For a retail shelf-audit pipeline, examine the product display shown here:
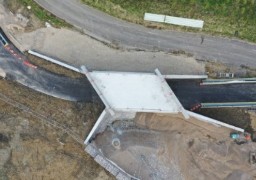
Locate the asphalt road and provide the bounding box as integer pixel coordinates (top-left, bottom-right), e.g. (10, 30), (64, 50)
(35, 0), (256, 67)
(0, 29), (97, 102)
(1, 29), (256, 108)
(168, 80), (256, 109)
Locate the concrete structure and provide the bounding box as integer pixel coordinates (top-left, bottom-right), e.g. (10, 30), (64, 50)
(85, 144), (137, 180)
(25, 50), (249, 180)
(80, 66), (115, 115)
(89, 70), (183, 114)
(144, 13), (204, 28)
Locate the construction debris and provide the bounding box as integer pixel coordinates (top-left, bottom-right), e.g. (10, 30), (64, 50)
(230, 132), (251, 145)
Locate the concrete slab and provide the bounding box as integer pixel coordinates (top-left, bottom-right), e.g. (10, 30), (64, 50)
(90, 71), (180, 113)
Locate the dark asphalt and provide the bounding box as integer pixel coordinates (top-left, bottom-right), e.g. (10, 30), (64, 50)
(35, 0), (256, 67)
(168, 80), (256, 109)
(0, 29), (97, 102)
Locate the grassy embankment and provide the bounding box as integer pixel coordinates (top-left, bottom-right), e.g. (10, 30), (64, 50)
(81, 0), (256, 43)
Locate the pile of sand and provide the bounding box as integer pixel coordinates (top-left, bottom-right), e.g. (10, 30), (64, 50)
(93, 113), (256, 180)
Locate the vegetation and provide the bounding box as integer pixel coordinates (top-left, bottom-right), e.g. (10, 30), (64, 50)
(81, 0), (256, 42)
(5, 0), (70, 28)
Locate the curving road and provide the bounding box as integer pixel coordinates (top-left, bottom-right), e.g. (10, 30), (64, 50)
(1, 29), (256, 108)
(0, 29), (97, 102)
(34, 0), (256, 67)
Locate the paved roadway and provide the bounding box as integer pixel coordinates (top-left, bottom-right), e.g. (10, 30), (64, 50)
(168, 80), (256, 109)
(0, 29), (97, 102)
(1, 29), (256, 108)
(35, 0), (256, 67)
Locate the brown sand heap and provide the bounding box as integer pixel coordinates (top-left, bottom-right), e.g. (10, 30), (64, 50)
(93, 113), (256, 180)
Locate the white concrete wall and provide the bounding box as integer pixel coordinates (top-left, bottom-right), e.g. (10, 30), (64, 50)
(144, 13), (204, 28)
(84, 110), (108, 145)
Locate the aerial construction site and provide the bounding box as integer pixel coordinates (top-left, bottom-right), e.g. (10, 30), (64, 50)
(1, 0), (256, 179)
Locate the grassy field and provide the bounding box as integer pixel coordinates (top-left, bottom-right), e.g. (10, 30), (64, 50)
(81, 0), (256, 43)
(5, 0), (70, 28)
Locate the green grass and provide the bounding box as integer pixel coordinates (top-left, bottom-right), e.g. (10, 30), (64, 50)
(6, 0), (71, 28)
(81, 0), (256, 42)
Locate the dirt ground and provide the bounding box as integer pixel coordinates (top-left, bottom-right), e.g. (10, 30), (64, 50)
(93, 113), (256, 180)
(0, 76), (114, 179)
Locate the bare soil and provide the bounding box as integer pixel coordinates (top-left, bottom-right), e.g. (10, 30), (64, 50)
(0, 78), (113, 179)
(4, 0), (44, 31)
(93, 113), (256, 180)
(25, 52), (84, 79)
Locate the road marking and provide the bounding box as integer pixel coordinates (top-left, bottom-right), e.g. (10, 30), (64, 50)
(23, 60), (37, 69)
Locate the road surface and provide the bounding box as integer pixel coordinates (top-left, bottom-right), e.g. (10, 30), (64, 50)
(34, 0), (256, 67)
(168, 80), (256, 109)
(0, 29), (97, 102)
(1, 29), (256, 108)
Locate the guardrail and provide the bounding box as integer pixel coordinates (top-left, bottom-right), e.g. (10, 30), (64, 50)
(203, 78), (256, 82)
(201, 78), (256, 85)
(164, 75), (208, 79)
(0, 33), (8, 46)
(144, 13), (204, 28)
(201, 102), (256, 108)
(28, 50), (80, 72)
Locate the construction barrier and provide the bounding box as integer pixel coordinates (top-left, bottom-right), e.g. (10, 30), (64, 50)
(144, 13), (204, 28)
